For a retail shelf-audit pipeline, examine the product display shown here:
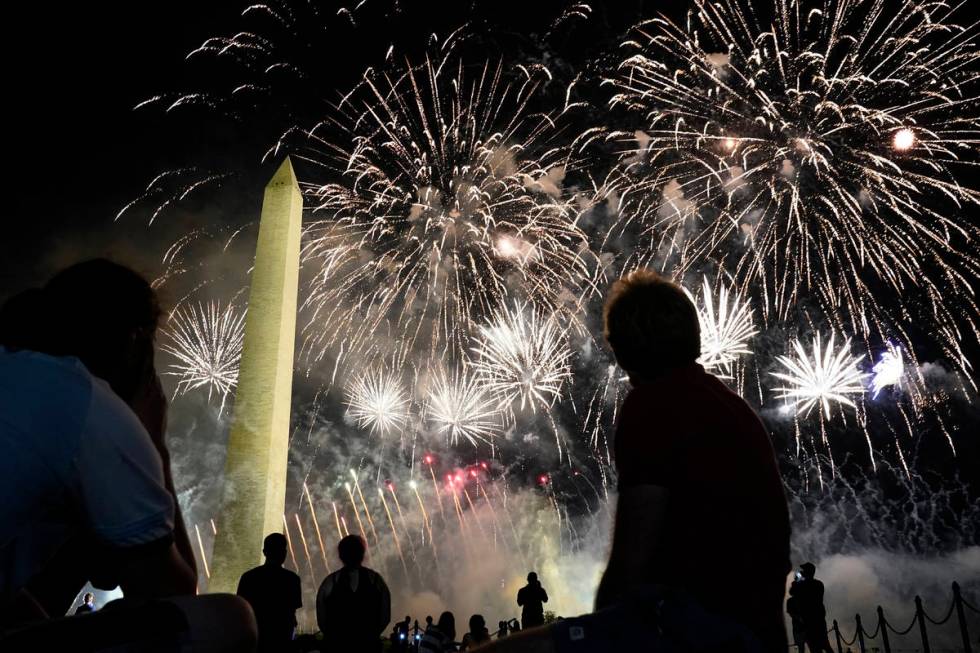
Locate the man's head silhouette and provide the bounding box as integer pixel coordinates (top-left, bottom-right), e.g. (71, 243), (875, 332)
(262, 532), (288, 566)
(0, 259), (161, 403)
(338, 534), (367, 567)
(527, 572), (538, 583)
(800, 562), (816, 579)
(603, 269), (700, 380)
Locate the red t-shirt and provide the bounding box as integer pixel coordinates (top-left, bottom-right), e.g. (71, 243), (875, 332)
(614, 363), (791, 651)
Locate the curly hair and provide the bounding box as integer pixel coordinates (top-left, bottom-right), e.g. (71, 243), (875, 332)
(603, 269), (700, 377)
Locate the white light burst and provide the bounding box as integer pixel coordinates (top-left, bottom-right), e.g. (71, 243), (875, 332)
(472, 302), (572, 414)
(426, 369), (499, 447)
(346, 368), (410, 437)
(871, 346), (905, 398)
(772, 335), (867, 419)
(162, 301), (245, 414)
(687, 277), (757, 374)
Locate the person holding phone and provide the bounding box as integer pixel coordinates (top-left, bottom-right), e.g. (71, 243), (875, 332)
(0, 259), (255, 651)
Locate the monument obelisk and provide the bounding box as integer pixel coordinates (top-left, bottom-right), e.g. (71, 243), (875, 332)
(209, 158), (302, 593)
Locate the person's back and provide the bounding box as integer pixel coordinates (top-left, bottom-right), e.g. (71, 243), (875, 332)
(789, 564), (833, 652)
(237, 533), (302, 652)
(460, 614), (489, 650)
(516, 573), (548, 629)
(613, 364), (790, 643)
(597, 270), (790, 651)
(0, 259), (255, 652)
(316, 535), (390, 652)
(419, 612), (456, 653)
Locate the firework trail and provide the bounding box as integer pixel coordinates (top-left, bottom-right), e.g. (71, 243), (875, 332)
(298, 36), (593, 366)
(605, 0), (980, 379)
(161, 301), (245, 414)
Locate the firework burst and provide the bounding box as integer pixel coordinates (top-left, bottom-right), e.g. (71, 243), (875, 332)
(686, 276), (757, 375)
(772, 334), (867, 419)
(471, 302), (572, 415)
(346, 367), (411, 437)
(299, 40), (592, 365)
(161, 301), (245, 414)
(426, 368), (500, 447)
(606, 0), (980, 374)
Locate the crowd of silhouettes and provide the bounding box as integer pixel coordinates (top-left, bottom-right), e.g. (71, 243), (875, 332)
(3, 260), (834, 653)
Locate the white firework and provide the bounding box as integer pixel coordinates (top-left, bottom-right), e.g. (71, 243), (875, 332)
(162, 301), (245, 414)
(772, 334), (867, 419)
(426, 369), (500, 447)
(687, 277), (757, 374)
(871, 346), (905, 398)
(346, 368), (411, 437)
(472, 302), (572, 414)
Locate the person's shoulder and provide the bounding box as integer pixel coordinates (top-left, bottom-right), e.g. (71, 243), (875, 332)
(281, 566), (301, 583)
(0, 348), (95, 400)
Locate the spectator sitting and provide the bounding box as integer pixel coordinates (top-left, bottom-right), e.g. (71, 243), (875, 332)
(460, 614), (490, 650)
(237, 532), (302, 652)
(476, 270), (791, 653)
(316, 534), (391, 652)
(74, 593), (96, 616)
(0, 259), (256, 652)
(419, 611), (457, 653)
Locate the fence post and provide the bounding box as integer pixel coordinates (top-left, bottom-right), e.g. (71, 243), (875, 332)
(833, 619), (844, 653)
(953, 582), (973, 653)
(877, 606), (891, 653)
(915, 596), (931, 653)
(855, 614), (867, 653)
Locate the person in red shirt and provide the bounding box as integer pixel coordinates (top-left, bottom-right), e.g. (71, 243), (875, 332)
(482, 269), (791, 653)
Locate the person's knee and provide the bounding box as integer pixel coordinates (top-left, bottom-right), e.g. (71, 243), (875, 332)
(168, 593), (257, 653)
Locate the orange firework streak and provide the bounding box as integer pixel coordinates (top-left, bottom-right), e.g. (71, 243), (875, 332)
(195, 524), (211, 579)
(294, 514), (317, 584)
(282, 515), (299, 570)
(332, 501), (344, 539)
(378, 489), (409, 576)
(344, 484), (368, 541)
(350, 471), (380, 545)
(304, 482), (330, 572)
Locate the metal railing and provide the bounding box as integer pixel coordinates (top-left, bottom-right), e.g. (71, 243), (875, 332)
(825, 581), (976, 653)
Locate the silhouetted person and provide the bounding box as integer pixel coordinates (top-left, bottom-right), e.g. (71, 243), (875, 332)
(516, 572), (548, 629)
(461, 614), (491, 650)
(478, 271), (791, 653)
(419, 611), (456, 653)
(788, 563), (834, 653)
(74, 592), (96, 615)
(0, 259), (255, 652)
(316, 534), (391, 652)
(237, 532), (302, 652)
(390, 615), (412, 652)
(496, 620), (508, 639)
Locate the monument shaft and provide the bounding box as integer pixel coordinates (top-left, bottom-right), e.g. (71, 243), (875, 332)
(209, 158), (302, 593)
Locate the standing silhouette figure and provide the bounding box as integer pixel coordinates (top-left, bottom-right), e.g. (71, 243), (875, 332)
(237, 533), (302, 652)
(788, 563), (834, 653)
(516, 572), (548, 629)
(316, 534), (391, 653)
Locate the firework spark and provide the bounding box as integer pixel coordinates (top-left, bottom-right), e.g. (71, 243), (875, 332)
(299, 40), (592, 365)
(426, 369), (500, 447)
(772, 334), (867, 419)
(345, 368), (411, 437)
(687, 276), (757, 375)
(607, 0), (980, 375)
(872, 346), (905, 398)
(471, 302), (572, 415)
(161, 301), (245, 413)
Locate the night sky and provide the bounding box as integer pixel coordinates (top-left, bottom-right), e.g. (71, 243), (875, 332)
(4, 0), (979, 502)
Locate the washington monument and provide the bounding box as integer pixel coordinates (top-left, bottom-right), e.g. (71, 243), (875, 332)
(209, 158), (303, 593)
